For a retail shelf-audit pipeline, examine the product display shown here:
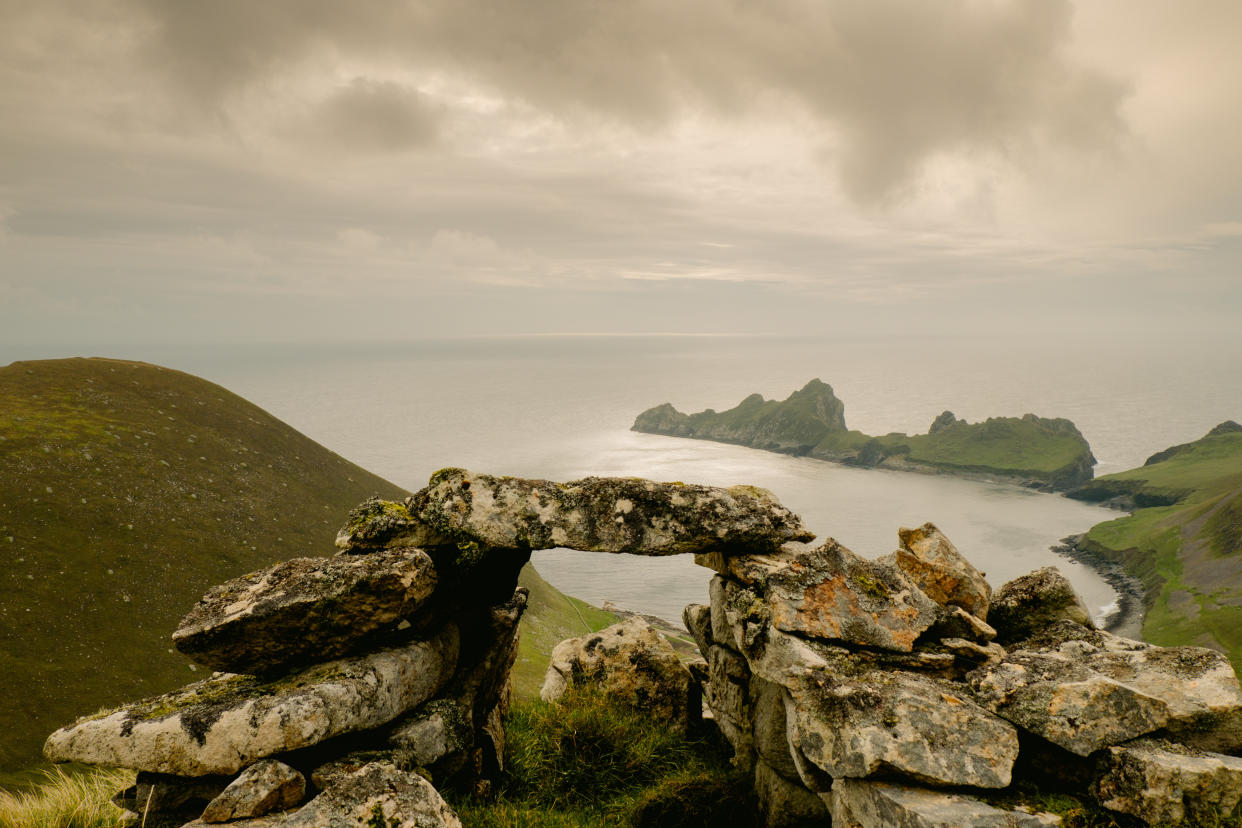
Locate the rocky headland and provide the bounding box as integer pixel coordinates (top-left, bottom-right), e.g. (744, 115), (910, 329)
(1068, 421), (1242, 674)
(633, 379), (1097, 492)
(44, 469), (1242, 826)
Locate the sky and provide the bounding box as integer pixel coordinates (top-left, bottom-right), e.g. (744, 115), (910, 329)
(1, 0), (1240, 344)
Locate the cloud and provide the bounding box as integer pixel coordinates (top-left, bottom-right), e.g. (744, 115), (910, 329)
(306, 79), (439, 153)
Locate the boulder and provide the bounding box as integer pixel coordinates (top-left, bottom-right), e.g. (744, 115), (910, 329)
(751, 678), (799, 781)
(884, 523), (991, 620)
(924, 606), (997, 644)
(753, 758), (829, 828)
(282, 762), (461, 828)
(339, 468), (814, 555)
(541, 616), (697, 732)
(786, 660), (1019, 788)
(704, 644), (753, 731)
(988, 568), (1092, 644)
(968, 650), (1170, 756)
(172, 548), (438, 674)
(1069, 632), (1242, 753)
(831, 778), (1061, 827)
(1093, 739), (1242, 826)
(44, 625), (459, 776)
(310, 749), (417, 792)
(729, 541), (940, 653)
(200, 759), (305, 823)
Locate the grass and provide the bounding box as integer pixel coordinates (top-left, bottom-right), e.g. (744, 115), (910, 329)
(1076, 427), (1242, 673)
(451, 688), (757, 827)
(0, 767), (132, 828)
(511, 566), (619, 700)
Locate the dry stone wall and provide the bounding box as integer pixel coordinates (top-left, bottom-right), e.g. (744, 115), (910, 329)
(43, 468), (1242, 827)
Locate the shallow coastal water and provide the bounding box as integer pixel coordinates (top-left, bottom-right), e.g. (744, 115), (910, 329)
(8, 333), (1240, 627)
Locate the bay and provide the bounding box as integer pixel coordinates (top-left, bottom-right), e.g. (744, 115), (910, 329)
(7, 333), (1240, 629)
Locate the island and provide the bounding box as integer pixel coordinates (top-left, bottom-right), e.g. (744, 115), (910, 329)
(1068, 420), (1242, 672)
(633, 378), (1096, 492)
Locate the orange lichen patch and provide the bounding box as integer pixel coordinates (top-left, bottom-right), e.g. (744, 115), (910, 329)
(768, 576), (927, 652)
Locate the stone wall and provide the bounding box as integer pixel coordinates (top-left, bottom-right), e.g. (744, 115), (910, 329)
(43, 468), (1242, 827)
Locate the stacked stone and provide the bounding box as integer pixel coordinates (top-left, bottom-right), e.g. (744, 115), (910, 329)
(688, 522), (1242, 827)
(43, 477), (545, 827)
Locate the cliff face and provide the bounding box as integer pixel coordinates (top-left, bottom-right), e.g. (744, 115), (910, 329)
(633, 381), (1096, 492)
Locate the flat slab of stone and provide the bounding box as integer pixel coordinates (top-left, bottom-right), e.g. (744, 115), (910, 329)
(541, 616), (696, 732)
(173, 548), (438, 674)
(786, 658), (1019, 788)
(201, 759), (304, 823)
(725, 541), (940, 653)
(1069, 632), (1242, 753)
(338, 468), (814, 555)
(831, 779), (1061, 827)
(45, 625), (459, 776)
(968, 649), (1169, 756)
(1093, 739), (1242, 826)
(884, 523), (991, 620)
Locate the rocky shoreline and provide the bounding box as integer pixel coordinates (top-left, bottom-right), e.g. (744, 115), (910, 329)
(1052, 533), (1147, 640)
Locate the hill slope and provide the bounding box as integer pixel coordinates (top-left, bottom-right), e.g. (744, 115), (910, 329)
(0, 358), (409, 775)
(634, 379), (1095, 491)
(1069, 422), (1242, 671)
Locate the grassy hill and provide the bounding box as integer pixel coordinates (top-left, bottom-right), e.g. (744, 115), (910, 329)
(634, 380), (1095, 491)
(1070, 422), (1242, 672)
(0, 357), (622, 786)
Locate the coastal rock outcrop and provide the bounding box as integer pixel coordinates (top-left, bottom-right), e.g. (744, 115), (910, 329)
(633, 381), (1097, 491)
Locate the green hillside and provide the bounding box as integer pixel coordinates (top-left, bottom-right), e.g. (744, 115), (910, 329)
(1070, 422), (1242, 671)
(0, 357), (410, 778)
(634, 380), (1095, 491)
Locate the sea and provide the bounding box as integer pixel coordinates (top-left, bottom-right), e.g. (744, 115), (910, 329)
(7, 332), (1241, 629)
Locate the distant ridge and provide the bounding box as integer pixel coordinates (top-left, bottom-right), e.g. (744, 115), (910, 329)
(0, 357), (408, 774)
(633, 379), (1095, 492)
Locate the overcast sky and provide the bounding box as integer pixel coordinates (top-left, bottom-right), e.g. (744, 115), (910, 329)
(2, 0), (1240, 344)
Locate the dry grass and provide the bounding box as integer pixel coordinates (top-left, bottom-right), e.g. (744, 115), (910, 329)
(0, 767), (133, 828)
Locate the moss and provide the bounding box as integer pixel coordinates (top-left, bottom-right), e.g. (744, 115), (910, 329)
(852, 572), (891, 602)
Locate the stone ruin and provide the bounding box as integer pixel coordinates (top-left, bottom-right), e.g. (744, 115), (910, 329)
(43, 468), (1242, 827)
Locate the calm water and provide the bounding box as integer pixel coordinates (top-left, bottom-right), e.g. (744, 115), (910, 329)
(7, 333), (1241, 626)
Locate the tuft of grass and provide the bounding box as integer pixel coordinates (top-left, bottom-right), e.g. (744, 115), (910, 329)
(452, 688), (755, 827)
(0, 767), (132, 828)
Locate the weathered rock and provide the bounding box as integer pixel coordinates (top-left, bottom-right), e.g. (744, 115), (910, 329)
(704, 644), (753, 731)
(44, 625), (459, 775)
(1068, 632), (1242, 753)
(831, 778), (1061, 827)
(200, 759), (305, 823)
(988, 568), (1092, 644)
(339, 468), (814, 555)
(753, 758), (828, 828)
(884, 523), (991, 620)
(172, 548), (438, 674)
(1093, 739), (1242, 825)
(786, 659), (1019, 788)
(310, 749), (417, 792)
(707, 576), (739, 650)
(683, 602), (714, 654)
(939, 638), (1006, 668)
(111, 772), (228, 818)
(283, 762), (461, 828)
(968, 649), (1170, 756)
(924, 606), (998, 643)
(388, 699), (474, 768)
(541, 616), (696, 731)
(727, 541), (940, 653)
(751, 678), (799, 781)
